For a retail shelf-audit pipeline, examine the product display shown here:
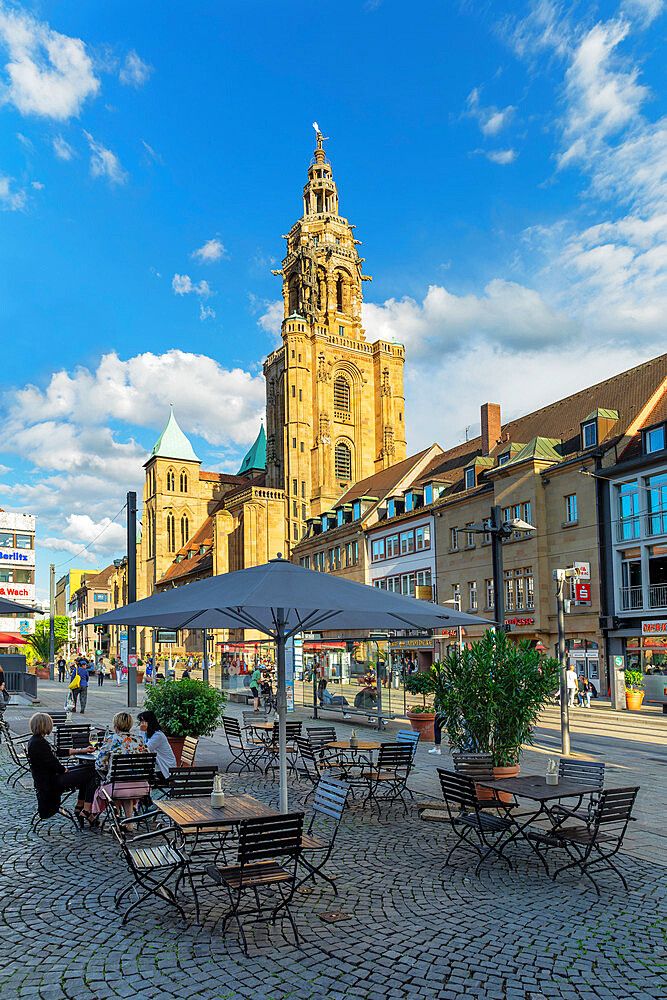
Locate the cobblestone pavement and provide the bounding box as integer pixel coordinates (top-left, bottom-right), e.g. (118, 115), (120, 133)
(1, 699), (666, 1000)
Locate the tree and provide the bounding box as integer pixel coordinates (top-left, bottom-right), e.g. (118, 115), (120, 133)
(26, 616), (69, 663)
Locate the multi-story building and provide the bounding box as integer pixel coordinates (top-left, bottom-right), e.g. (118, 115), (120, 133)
(70, 565), (116, 655)
(0, 507), (36, 649)
(264, 128), (406, 540)
(599, 398), (667, 707)
(292, 354), (667, 699)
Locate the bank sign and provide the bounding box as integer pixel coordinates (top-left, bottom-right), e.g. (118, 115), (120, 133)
(0, 548), (35, 567)
(0, 583), (35, 601)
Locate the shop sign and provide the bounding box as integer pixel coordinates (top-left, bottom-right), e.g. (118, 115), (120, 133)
(436, 628), (466, 638)
(575, 582), (592, 603)
(0, 583), (34, 600)
(573, 562), (590, 580)
(389, 637), (433, 650)
(0, 548), (35, 566)
(504, 617), (535, 627)
(642, 620), (667, 635)
(0, 616), (34, 634)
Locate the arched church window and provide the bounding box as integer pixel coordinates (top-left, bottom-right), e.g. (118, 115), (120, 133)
(180, 471), (188, 493)
(335, 441), (352, 481)
(336, 274), (344, 312)
(166, 514), (175, 553)
(181, 515), (189, 548)
(333, 377), (350, 412)
(166, 469), (175, 492)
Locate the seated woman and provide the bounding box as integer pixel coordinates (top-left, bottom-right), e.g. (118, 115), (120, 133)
(354, 684), (378, 712)
(137, 710), (176, 784)
(317, 678), (350, 718)
(91, 711), (148, 820)
(27, 712), (96, 825)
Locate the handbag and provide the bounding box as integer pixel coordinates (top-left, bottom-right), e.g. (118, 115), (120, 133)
(69, 672), (81, 691)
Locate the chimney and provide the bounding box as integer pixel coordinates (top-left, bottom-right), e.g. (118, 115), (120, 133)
(481, 403), (501, 456)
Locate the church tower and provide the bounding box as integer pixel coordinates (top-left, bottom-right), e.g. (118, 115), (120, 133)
(264, 126), (406, 545)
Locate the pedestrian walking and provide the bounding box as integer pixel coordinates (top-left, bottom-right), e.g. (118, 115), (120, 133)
(69, 659), (90, 714)
(57, 656), (66, 683)
(566, 665), (578, 707)
(97, 660), (106, 687)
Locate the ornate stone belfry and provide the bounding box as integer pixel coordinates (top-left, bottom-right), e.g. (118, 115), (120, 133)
(264, 125), (407, 545)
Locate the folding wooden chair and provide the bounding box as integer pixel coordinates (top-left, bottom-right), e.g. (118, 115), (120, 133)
(365, 743), (414, 817)
(180, 736), (199, 767)
(222, 717), (263, 774)
(551, 759), (606, 824)
(103, 789), (192, 925)
(550, 786), (639, 896)
(437, 768), (514, 874)
(205, 812), (304, 954)
(295, 737), (345, 800)
(53, 724), (92, 761)
(297, 777), (350, 894)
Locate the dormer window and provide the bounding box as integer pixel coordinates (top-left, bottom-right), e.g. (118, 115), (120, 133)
(644, 424), (666, 454)
(582, 420), (597, 448)
(497, 454), (510, 467)
(352, 501), (361, 520)
(465, 468), (476, 490)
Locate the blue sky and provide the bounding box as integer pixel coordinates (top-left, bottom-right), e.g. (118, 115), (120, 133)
(0, 0), (665, 601)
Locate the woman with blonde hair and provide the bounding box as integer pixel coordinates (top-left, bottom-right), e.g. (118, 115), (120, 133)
(27, 712), (96, 822)
(91, 711), (148, 820)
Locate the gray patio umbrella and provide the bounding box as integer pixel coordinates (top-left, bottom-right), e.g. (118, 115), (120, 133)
(0, 596), (37, 615)
(85, 557), (487, 811)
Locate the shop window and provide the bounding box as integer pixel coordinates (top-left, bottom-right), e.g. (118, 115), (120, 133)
(619, 548), (642, 610)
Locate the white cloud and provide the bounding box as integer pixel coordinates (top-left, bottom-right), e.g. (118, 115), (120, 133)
(172, 273), (212, 297)
(141, 139), (162, 164)
(191, 237), (226, 263)
(199, 303), (216, 321)
(42, 514), (126, 561)
(83, 130), (127, 185)
(362, 280), (576, 359)
(119, 49), (152, 87)
(465, 87), (516, 135)
(53, 134), (74, 160)
(257, 300), (283, 337)
(621, 0), (665, 27)
(0, 4), (99, 119)
(485, 148), (517, 164)
(0, 172), (26, 210)
(31, 179), (43, 190)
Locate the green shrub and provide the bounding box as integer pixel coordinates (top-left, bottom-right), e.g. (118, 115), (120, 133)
(624, 669), (644, 692)
(404, 670), (434, 707)
(143, 678), (226, 737)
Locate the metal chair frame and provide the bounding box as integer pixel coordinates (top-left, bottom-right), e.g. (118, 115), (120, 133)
(297, 777), (349, 894)
(100, 753), (157, 829)
(437, 768), (514, 874)
(263, 720), (302, 776)
(365, 743), (414, 817)
(549, 786), (640, 896)
(222, 717), (264, 774)
(1, 723), (32, 787)
(551, 759), (606, 825)
(205, 812), (304, 955)
(103, 789), (193, 925)
(295, 736), (345, 800)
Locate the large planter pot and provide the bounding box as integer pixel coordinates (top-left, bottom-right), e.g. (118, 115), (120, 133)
(36, 668), (50, 679)
(407, 711), (436, 742)
(492, 763), (520, 804)
(167, 736), (187, 766)
(625, 690), (644, 711)
(137, 671), (144, 683)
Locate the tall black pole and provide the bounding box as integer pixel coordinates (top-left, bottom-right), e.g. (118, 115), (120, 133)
(556, 573), (571, 755)
(276, 607), (288, 813)
(203, 628), (209, 685)
(48, 563), (55, 681)
(127, 491), (137, 708)
(490, 505), (505, 629)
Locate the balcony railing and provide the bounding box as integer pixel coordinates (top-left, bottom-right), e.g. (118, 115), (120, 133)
(619, 587), (643, 611)
(615, 510), (667, 541)
(619, 585), (667, 611)
(649, 583), (667, 609)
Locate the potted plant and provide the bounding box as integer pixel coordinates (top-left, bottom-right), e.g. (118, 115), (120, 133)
(435, 630), (559, 793)
(404, 671), (437, 740)
(143, 678), (226, 763)
(624, 669), (644, 710)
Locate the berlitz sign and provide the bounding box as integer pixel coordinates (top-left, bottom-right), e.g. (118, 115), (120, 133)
(0, 548), (35, 566)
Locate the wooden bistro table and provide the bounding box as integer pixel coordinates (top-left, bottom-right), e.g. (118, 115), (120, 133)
(155, 793), (279, 831)
(327, 740), (381, 798)
(475, 774), (599, 873)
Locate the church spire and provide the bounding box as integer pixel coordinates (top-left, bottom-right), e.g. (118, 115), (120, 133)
(303, 122), (338, 217)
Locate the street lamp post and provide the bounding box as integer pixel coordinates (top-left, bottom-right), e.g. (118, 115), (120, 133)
(468, 506), (536, 629)
(553, 567), (580, 756)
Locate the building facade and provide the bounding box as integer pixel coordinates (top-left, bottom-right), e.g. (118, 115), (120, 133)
(0, 507), (36, 648)
(264, 128), (406, 541)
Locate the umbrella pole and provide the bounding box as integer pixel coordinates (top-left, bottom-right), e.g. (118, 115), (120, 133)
(276, 609), (288, 814)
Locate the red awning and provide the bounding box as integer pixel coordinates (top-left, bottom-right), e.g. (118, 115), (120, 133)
(0, 632), (28, 645)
